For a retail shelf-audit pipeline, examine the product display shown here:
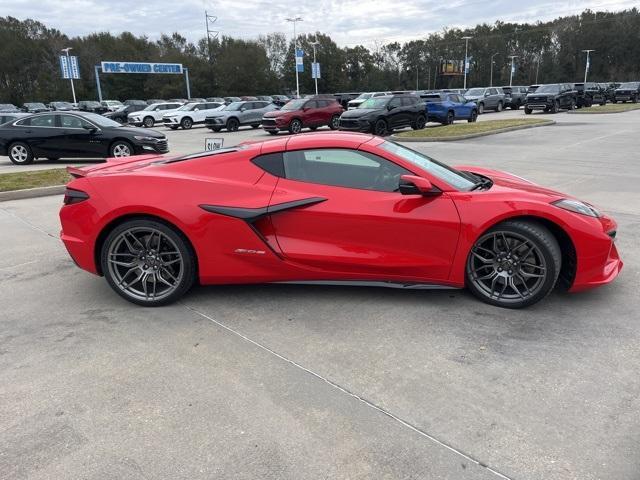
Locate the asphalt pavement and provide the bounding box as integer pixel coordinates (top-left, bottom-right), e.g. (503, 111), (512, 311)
(1, 108), (639, 479)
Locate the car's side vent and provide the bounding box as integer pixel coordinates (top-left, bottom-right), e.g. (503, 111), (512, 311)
(608, 230), (617, 239)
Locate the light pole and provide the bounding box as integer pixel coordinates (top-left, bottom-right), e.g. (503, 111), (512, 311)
(582, 49), (595, 83)
(286, 17), (303, 98)
(462, 36), (472, 89)
(61, 47), (77, 104)
(489, 52), (499, 87)
(508, 55), (518, 86)
(310, 39), (320, 95)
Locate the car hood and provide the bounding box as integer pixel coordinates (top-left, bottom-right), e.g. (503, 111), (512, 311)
(263, 109), (296, 118)
(340, 108), (383, 118)
(455, 166), (567, 199)
(464, 95), (483, 100)
(110, 125), (166, 138)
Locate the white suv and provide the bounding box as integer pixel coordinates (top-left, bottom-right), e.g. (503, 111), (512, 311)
(128, 102), (183, 128)
(347, 92), (389, 110)
(162, 102), (224, 130)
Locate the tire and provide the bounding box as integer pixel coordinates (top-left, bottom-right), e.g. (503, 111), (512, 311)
(251, 124), (260, 129)
(180, 117), (193, 129)
(329, 114), (340, 130)
(288, 118), (303, 134)
(309, 126), (318, 131)
(210, 127), (222, 132)
(169, 126), (178, 130)
(110, 140), (133, 158)
(633, 96), (638, 104)
(496, 101), (503, 112)
(524, 107), (532, 115)
(226, 118), (240, 132)
(551, 100), (560, 113)
(47, 157), (60, 161)
(143, 116), (155, 128)
(570, 99), (576, 110)
(412, 114), (426, 130)
(511, 101), (520, 110)
(443, 111), (454, 125)
(373, 119), (387, 136)
(100, 218), (196, 307)
(465, 220), (561, 309)
(268, 131), (278, 135)
(478, 102), (485, 114)
(8, 142), (34, 165)
(467, 110), (478, 122)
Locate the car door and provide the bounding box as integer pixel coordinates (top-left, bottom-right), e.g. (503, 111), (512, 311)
(265, 148), (460, 281)
(301, 100), (321, 127)
(250, 102), (268, 123)
(385, 97), (404, 128)
(21, 114), (63, 157)
(59, 114), (106, 157)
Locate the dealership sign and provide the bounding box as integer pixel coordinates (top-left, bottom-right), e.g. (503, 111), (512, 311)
(100, 61), (183, 74)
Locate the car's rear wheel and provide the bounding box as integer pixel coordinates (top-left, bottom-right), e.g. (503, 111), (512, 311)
(633, 95), (638, 104)
(143, 116), (155, 128)
(251, 124), (260, 129)
(110, 140), (133, 158)
(468, 109), (478, 122)
(288, 119), (303, 134)
(412, 114), (427, 130)
(309, 126), (318, 131)
(373, 119), (387, 136)
(329, 114), (340, 130)
(443, 111), (454, 125)
(8, 142), (34, 165)
(268, 131), (278, 135)
(478, 102), (485, 114)
(169, 126), (178, 130)
(180, 117), (193, 129)
(511, 101), (520, 110)
(101, 219), (196, 306)
(210, 127), (222, 132)
(496, 101), (503, 112)
(466, 220), (561, 308)
(226, 118), (240, 132)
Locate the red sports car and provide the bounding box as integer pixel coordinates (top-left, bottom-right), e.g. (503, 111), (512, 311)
(59, 132), (622, 308)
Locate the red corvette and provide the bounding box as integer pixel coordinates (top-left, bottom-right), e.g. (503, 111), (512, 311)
(59, 132), (622, 308)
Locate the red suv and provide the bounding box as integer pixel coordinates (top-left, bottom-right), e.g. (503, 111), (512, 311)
(261, 98), (344, 135)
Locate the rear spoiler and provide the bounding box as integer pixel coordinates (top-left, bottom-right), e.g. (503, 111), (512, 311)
(66, 153), (165, 178)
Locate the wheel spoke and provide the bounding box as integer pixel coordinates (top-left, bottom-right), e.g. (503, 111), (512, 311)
(108, 258), (137, 267)
(509, 277), (525, 299)
(495, 278), (508, 300)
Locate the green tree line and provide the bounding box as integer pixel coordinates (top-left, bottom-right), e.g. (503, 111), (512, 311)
(1, 9), (639, 104)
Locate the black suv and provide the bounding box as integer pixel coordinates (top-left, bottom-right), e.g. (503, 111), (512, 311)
(104, 103), (148, 123)
(338, 94), (426, 136)
(614, 82), (640, 103)
(77, 101), (108, 114)
(574, 83), (607, 108)
(524, 83), (576, 114)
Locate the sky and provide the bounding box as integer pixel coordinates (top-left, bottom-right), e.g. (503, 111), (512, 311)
(3, 0), (638, 48)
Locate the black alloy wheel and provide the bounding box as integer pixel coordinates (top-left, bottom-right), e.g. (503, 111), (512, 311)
(373, 119), (387, 136)
(412, 114), (426, 130)
(468, 110), (478, 122)
(466, 221), (561, 308)
(226, 118), (240, 132)
(288, 119), (303, 134)
(181, 117), (193, 129)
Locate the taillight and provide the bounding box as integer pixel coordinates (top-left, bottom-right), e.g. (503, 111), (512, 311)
(63, 188), (89, 205)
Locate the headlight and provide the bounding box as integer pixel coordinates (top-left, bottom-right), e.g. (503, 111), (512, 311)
(134, 136), (160, 142)
(552, 199), (601, 217)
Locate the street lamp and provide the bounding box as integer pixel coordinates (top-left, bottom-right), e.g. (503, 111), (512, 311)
(310, 39), (320, 95)
(462, 36), (472, 89)
(489, 52), (499, 87)
(286, 17), (303, 98)
(508, 55), (518, 86)
(582, 49), (595, 83)
(61, 47), (77, 104)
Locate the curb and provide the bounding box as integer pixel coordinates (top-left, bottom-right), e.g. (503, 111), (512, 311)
(390, 120), (555, 142)
(0, 185), (65, 202)
(567, 108), (640, 115)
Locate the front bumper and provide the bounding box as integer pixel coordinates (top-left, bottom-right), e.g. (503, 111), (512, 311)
(261, 118), (284, 131)
(338, 118), (371, 132)
(128, 119), (144, 126)
(570, 240), (623, 292)
(525, 103), (552, 110)
(134, 139), (169, 154)
(163, 117), (179, 125)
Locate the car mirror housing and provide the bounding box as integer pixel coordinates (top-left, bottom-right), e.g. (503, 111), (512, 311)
(399, 175), (440, 196)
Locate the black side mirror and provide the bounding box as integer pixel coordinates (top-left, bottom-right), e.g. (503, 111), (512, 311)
(83, 125), (98, 133)
(387, 104), (394, 111)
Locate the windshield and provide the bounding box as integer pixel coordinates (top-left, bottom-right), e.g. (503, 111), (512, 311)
(177, 103), (199, 111)
(0, 104), (17, 110)
(535, 85), (560, 93)
(224, 102), (244, 111)
(355, 93), (373, 100)
(143, 104), (160, 111)
(281, 99), (307, 110)
(465, 88), (484, 96)
(359, 98), (389, 109)
(80, 113), (124, 128)
(380, 141), (475, 190)
(619, 82), (639, 88)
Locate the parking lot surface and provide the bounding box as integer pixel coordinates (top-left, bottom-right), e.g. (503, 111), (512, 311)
(1, 109), (639, 479)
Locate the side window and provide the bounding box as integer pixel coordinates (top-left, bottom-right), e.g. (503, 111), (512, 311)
(60, 115), (93, 129)
(489, 88), (498, 95)
(282, 148), (411, 192)
(401, 97), (415, 106)
(388, 98), (402, 109)
(30, 115), (56, 127)
(252, 152), (285, 177)
(16, 118), (31, 126)
(305, 100), (318, 109)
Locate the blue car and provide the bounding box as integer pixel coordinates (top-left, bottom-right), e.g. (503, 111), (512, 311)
(421, 92), (478, 124)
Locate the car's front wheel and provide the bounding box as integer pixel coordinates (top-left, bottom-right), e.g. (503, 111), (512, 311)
(143, 116), (155, 128)
(477, 102), (485, 114)
(110, 140), (133, 158)
(8, 142), (34, 165)
(551, 100), (560, 113)
(288, 119), (303, 134)
(329, 114), (340, 130)
(468, 110), (478, 122)
(465, 220), (561, 308)
(226, 118), (240, 132)
(180, 117), (193, 129)
(101, 219), (196, 306)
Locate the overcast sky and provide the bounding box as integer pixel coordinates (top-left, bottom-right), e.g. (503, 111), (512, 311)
(3, 0), (638, 47)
